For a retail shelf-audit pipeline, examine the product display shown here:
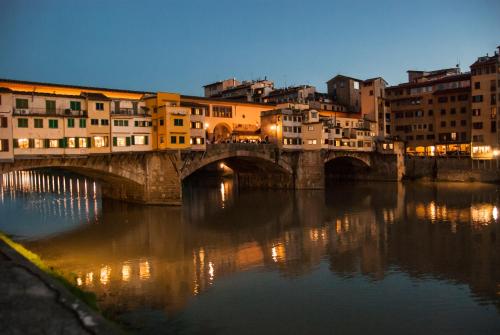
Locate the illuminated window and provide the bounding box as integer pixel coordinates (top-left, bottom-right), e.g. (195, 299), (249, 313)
(17, 138), (29, 149)
(67, 137), (76, 148)
(134, 135), (147, 145)
(78, 138), (88, 148)
(34, 139), (44, 148)
(49, 139), (59, 148)
(114, 137), (127, 147)
(196, 137), (204, 145)
(0, 139), (8, 152)
(93, 136), (108, 148)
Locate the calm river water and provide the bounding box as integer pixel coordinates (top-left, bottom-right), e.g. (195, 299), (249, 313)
(1, 170), (500, 334)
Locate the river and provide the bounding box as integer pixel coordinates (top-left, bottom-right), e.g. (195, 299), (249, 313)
(1, 170), (500, 334)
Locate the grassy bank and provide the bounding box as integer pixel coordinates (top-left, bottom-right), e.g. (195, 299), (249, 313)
(0, 232), (98, 311)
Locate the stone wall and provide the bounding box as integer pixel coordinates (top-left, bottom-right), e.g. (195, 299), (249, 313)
(405, 157), (500, 182)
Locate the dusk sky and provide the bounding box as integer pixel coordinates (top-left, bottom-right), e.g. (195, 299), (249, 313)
(1, 0), (499, 95)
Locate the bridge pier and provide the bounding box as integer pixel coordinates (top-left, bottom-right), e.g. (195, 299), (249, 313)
(294, 151), (325, 189)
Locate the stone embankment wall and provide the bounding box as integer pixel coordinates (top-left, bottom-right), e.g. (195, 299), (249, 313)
(405, 157), (500, 182)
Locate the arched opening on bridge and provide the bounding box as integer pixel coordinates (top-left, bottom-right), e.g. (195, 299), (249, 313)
(182, 156), (293, 191)
(212, 123), (231, 143)
(324, 157), (370, 185)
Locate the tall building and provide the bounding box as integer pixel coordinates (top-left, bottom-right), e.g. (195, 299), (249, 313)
(470, 47), (500, 158)
(263, 85), (316, 104)
(361, 77), (390, 139)
(203, 78), (274, 103)
(326, 75), (362, 113)
(386, 68), (471, 156)
(203, 78), (241, 98)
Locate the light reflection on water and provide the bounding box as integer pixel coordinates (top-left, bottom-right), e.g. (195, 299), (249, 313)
(1, 176), (500, 334)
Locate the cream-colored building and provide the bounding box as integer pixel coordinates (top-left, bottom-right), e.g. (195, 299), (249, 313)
(0, 88), (13, 161)
(181, 101), (207, 151)
(111, 98), (152, 152)
(261, 108), (303, 149)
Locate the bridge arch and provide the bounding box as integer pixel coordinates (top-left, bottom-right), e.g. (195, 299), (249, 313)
(324, 152), (372, 181)
(181, 145), (294, 188)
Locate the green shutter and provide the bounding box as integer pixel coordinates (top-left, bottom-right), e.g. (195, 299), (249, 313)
(29, 139), (34, 148)
(13, 139), (18, 148)
(113, 137), (117, 146)
(59, 138), (66, 148)
(145, 136), (149, 145)
(44, 139), (49, 148)
(74, 137), (79, 148)
(126, 137), (131, 146)
(87, 137), (92, 148)
(131, 136), (135, 145)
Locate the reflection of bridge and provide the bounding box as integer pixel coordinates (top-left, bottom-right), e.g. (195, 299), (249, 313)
(0, 144), (404, 205)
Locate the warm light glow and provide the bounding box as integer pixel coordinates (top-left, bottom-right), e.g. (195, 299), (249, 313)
(208, 261), (215, 282)
(139, 260), (150, 280)
(204, 122), (209, 129)
(100, 266), (111, 285)
(122, 263), (131, 282)
(494, 150), (500, 157)
(270, 124), (276, 131)
(493, 207), (498, 221)
(76, 277), (83, 286)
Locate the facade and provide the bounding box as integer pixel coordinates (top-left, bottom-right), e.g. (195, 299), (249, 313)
(326, 75), (362, 113)
(361, 77), (390, 139)
(110, 98), (152, 152)
(261, 108), (303, 149)
(470, 47), (500, 159)
(0, 88), (13, 161)
(219, 79), (274, 102)
(181, 96), (273, 143)
(203, 78), (241, 98)
(264, 85), (316, 104)
(386, 69), (471, 156)
(181, 101), (207, 151)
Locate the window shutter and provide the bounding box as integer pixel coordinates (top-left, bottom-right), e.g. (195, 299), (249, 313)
(13, 139), (18, 148)
(145, 136), (148, 145)
(44, 139), (49, 148)
(113, 137), (117, 146)
(87, 137), (92, 148)
(29, 139), (34, 148)
(74, 137), (79, 148)
(131, 136), (135, 145)
(126, 137), (131, 146)
(59, 138), (66, 148)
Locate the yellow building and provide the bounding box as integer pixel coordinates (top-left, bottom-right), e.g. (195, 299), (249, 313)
(145, 93), (190, 150)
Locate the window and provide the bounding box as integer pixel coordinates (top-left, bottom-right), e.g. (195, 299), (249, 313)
(159, 119), (164, 126)
(450, 108), (456, 115)
(474, 82), (481, 89)
(78, 138), (88, 148)
(34, 119), (43, 128)
(96, 102), (104, 111)
(159, 136), (164, 144)
(113, 136), (128, 147)
(133, 135), (148, 145)
(16, 99), (28, 109)
(451, 120), (456, 127)
(438, 97), (448, 103)
(67, 118), (75, 128)
(17, 118), (28, 128)
(70, 101), (81, 111)
(93, 136), (108, 148)
(472, 109), (481, 116)
(369, 90), (373, 96)
(428, 110), (434, 116)
(80, 119), (87, 128)
(174, 118), (183, 126)
(428, 99), (433, 104)
(460, 107), (467, 114)
(34, 139), (44, 148)
(440, 109), (446, 115)
(307, 139), (317, 145)
(67, 137), (76, 148)
(0, 139), (8, 152)
(16, 138), (29, 149)
(171, 136), (176, 144)
(49, 139), (59, 148)
(308, 125), (314, 131)
(91, 119), (99, 125)
(472, 95), (483, 103)
(440, 121), (446, 127)
(101, 119), (109, 126)
(113, 120), (129, 126)
(212, 105), (232, 118)
(473, 122), (483, 129)
(460, 120), (467, 126)
(0, 117), (7, 128)
(46, 100), (56, 113)
(48, 119), (58, 129)
(179, 136), (185, 144)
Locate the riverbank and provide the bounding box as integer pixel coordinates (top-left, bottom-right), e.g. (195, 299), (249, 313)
(0, 234), (123, 335)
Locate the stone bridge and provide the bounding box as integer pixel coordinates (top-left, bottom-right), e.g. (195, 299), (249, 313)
(0, 144), (404, 205)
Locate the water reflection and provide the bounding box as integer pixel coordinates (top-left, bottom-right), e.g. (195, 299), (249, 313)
(0, 170), (101, 240)
(1, 178), (500, 333)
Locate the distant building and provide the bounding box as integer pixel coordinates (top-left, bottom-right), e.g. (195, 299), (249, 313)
(470, 47), (500, 159)
(326, 75), (362, 113)
(203, 78), (240, 98)
(386, 68), (471, 156)
(361, 77), (390, 139)
(263, 85), (316, 104)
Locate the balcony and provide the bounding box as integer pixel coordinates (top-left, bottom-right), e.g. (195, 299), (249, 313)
(13, 108), (87, 117)
(111, 108), (151, 116)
